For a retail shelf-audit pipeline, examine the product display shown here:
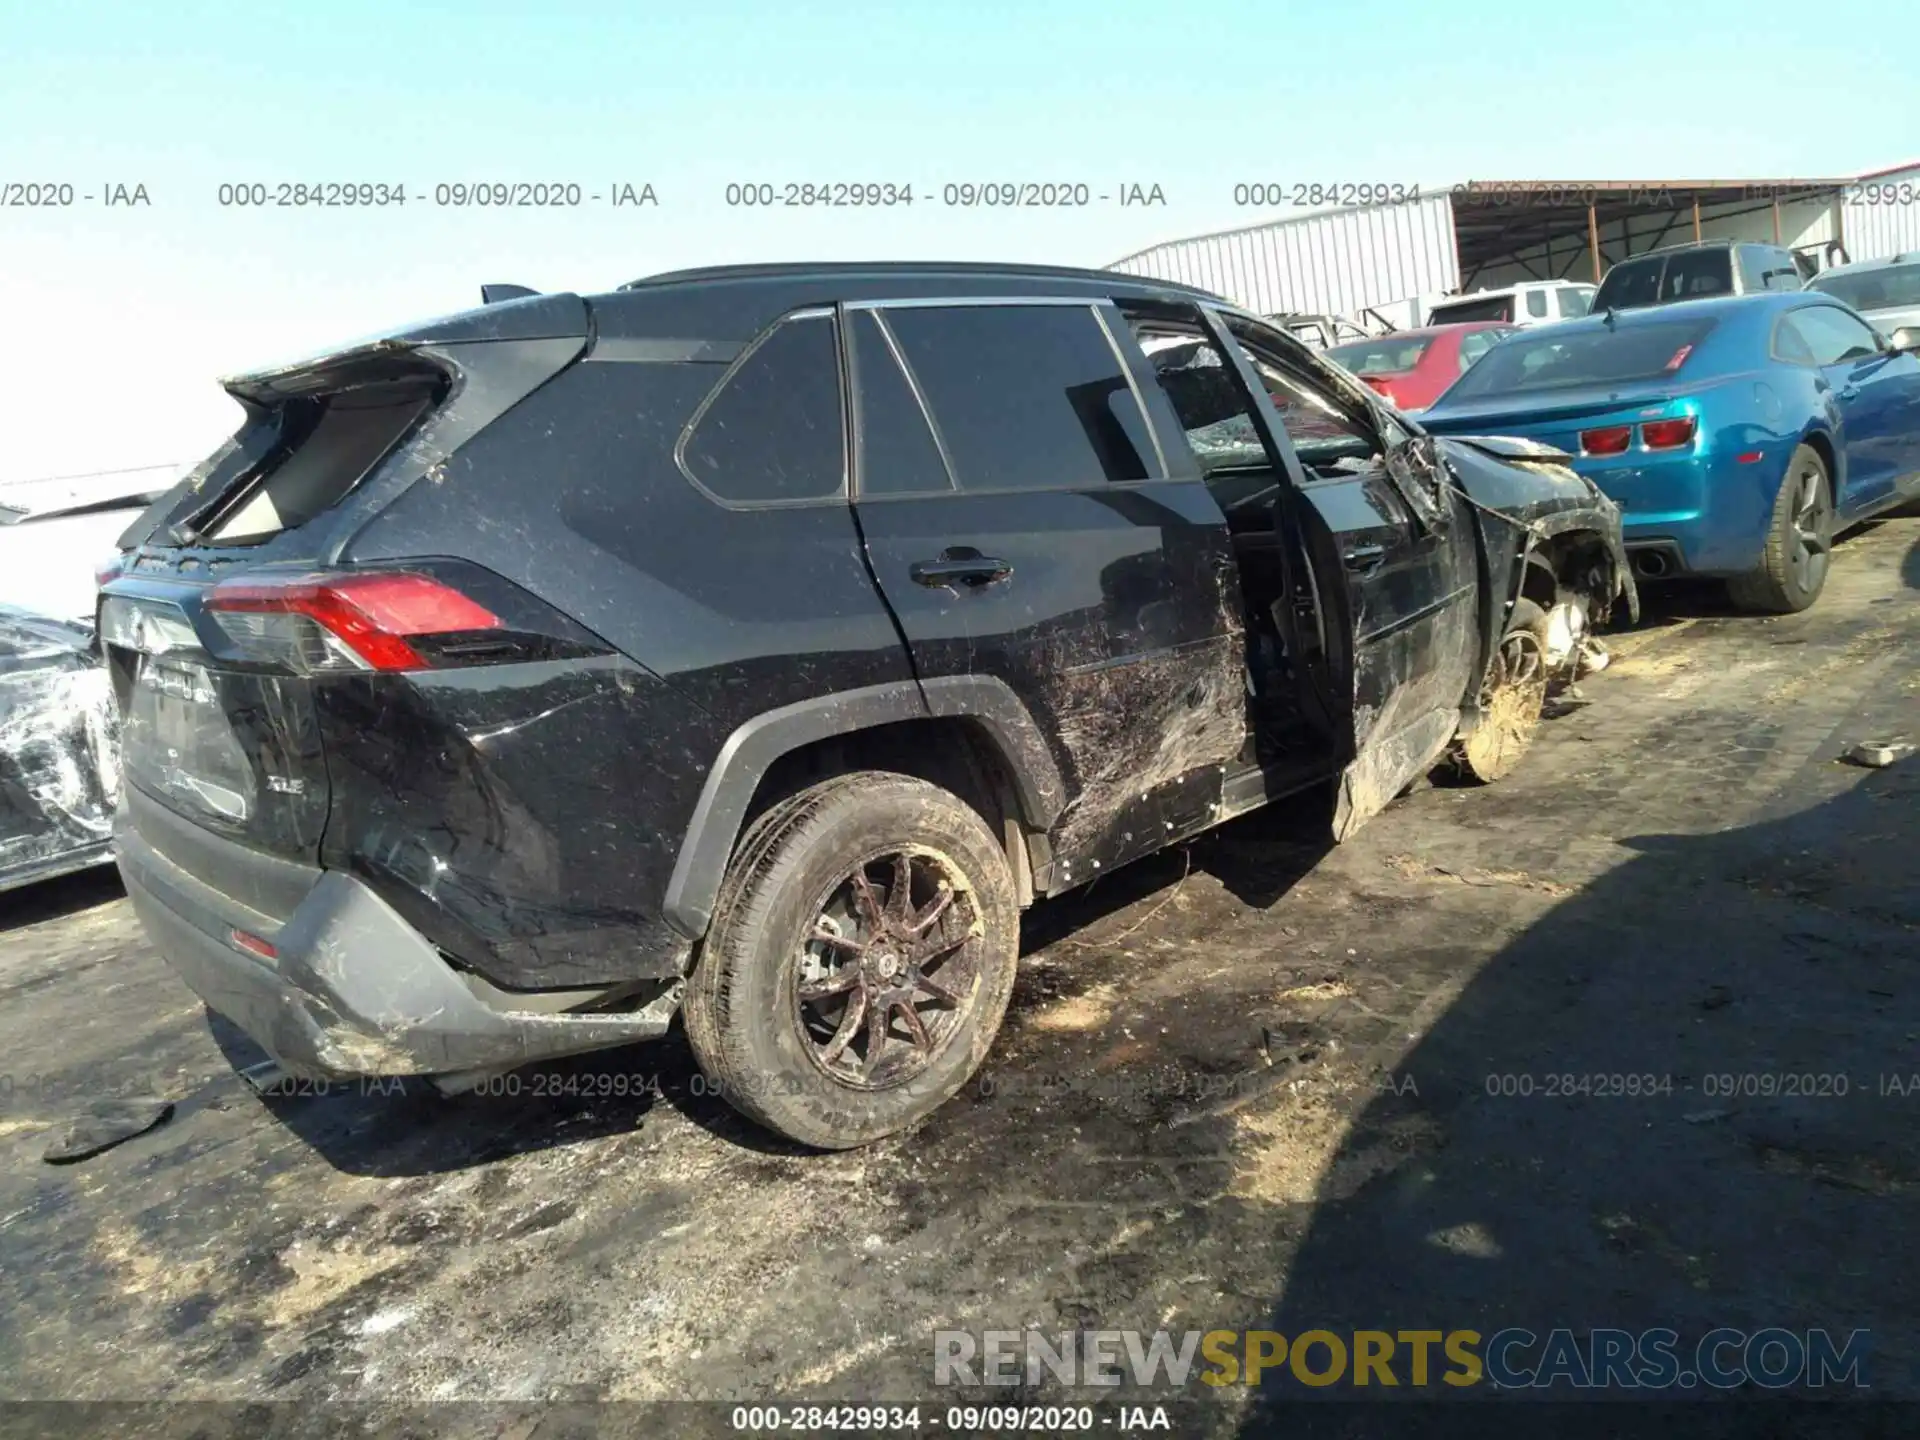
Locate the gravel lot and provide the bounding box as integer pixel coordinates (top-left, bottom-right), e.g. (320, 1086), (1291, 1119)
(2, 515), (1916, 1437)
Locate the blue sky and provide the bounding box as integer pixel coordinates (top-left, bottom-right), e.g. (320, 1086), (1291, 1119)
(3, 0), (1917, 482)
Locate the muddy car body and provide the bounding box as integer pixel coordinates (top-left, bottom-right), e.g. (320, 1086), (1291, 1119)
(100, 262), (1632, 1146)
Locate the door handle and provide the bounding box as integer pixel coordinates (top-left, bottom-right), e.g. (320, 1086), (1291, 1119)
(1342, 543), (1387, 573)
(910, 552), (1013, 589)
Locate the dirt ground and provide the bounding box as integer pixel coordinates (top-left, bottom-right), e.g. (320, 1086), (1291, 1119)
(2, 517), (1916, 1437)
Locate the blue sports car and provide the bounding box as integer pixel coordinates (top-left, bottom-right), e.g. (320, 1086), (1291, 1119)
(1418, 291), (1920, 611)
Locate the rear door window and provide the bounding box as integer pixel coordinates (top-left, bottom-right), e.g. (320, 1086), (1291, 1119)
(849, 311), (953, 498)
(679, 313), (845, 504)
(881, 304), (1158, 492)
(1525, 290), (1550, 318)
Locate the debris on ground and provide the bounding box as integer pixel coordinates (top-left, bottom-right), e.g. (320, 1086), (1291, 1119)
(41, 1098), (174, 1165)
(1843, 739), (1913, 769)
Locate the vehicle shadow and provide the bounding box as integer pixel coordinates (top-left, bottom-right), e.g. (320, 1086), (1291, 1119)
(1903, 531), (1920, 592)
(0, 864), (124, 932)
(228, 789), (1338, 1176)
(1236, 757), (1918, 1427)
(199, 1008), (682, 1176)
(1625, 520), (1892, 627)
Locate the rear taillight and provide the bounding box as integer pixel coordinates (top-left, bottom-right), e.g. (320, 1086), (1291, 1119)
(1639, 416), (1697, 450)
(1580, 425), (1633, 456)
(205, 571), (501, 673)
(94, 554), (125, 588)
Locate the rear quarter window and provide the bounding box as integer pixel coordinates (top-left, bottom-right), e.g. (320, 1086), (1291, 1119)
(678, 313), (846, 504)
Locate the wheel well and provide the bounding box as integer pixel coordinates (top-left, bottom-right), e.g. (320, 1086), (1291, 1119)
(1526, 531), (1625, 621)
(1801, 430), (1838, 492)
(1519, 551), (1560, 609)
(741, 717), (1037, 905)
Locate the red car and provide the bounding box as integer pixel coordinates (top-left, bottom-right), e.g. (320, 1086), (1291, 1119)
(1324, 322), (1516, 414)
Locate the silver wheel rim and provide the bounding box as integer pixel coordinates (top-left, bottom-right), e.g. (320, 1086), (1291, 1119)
(1787, 462), (1831, 593)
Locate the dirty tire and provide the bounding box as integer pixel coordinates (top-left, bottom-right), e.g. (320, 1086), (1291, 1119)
(1449, 597), (1550, 784)
(1727, 444), (1833, 614)
(682, 773), (1018, 1150)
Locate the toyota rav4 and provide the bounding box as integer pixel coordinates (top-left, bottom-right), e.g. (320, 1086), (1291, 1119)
(101, 262), (1636, 1148)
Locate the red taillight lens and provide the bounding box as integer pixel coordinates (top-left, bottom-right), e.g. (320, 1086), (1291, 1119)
(230, 928), (278, 960)
(206, 571), (501, 673)
(94, 554), (125, 587)
(1639, 416), (1697, 450)
(1580, 425), (1633, 456)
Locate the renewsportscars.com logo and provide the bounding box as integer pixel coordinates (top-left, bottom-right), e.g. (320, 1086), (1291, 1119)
(934, 1327), (1871, 1391)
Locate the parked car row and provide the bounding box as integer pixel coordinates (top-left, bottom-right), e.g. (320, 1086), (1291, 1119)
(1301, 240), (1920, 616)
(1406, 291), (1920, 612)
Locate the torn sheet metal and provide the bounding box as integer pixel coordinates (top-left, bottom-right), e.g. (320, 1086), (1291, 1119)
(0, 604), (121, 891)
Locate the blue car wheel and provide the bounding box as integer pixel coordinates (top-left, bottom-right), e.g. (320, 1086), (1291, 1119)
(1728, 444), (1834, 614)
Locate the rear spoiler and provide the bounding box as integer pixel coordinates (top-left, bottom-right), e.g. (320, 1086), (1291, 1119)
(218, 292), (590, 403)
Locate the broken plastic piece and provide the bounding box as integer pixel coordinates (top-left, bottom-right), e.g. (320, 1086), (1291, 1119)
(42, 1098), (175, 1164)
(1844, 741), (1912, 769)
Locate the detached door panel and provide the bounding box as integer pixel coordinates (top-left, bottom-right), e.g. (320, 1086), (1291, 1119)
(848, 301), (1245, 879)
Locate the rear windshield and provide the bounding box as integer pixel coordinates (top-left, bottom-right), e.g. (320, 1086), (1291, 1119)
(1810, 263), (1920, 313)
(1428, 296), (1513, 324)
(203, 386), (436, 543)
(1442, 319), (1717, 401)
(1596, 251), (1734, 310)
(150, 370), (444, 548)
(1325, 336), (1434, 375)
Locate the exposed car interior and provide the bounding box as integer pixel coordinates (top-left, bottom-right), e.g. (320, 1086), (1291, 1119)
(1118, 307), (1364, 770)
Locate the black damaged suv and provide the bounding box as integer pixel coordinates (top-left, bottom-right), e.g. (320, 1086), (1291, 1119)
(102, 262), (1635, 1147)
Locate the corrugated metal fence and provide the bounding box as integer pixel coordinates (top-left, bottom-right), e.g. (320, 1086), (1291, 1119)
(1842, 164), (1920, 261)
(1108, 193), (1457, 315)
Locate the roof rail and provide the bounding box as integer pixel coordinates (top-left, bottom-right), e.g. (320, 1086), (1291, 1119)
(617, 260), (1221, 298)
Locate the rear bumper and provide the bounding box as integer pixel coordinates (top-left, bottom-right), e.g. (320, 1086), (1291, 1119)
(117, 815), (671, 1081)
(1587, 444), (1791, 578)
